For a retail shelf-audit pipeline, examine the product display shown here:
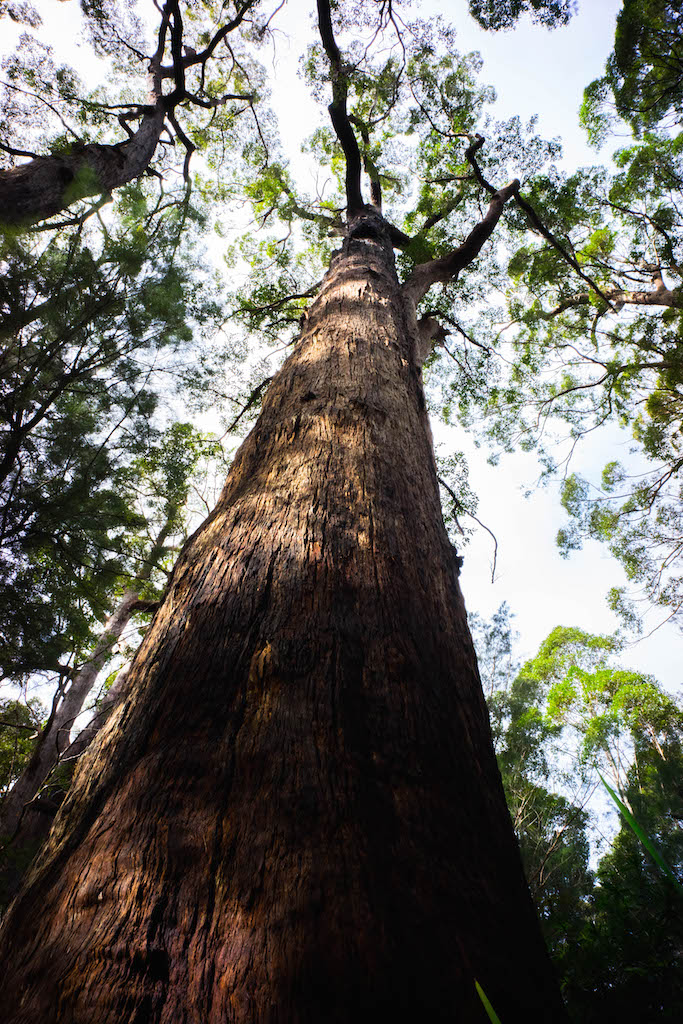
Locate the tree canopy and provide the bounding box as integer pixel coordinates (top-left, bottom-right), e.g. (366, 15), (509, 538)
(473, 606), (683, 1020)
(1, 0), (682, 1018)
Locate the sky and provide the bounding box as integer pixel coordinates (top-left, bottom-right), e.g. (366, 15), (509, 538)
(2, 0), (680, 697)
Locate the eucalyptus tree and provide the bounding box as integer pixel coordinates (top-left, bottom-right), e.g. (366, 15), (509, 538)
(574, 736), (683, 1023)
(0, 0), (576, 1019)
(457, 0), (683, 630)
(485, 130), (683, 628)
(520, 624), (683, 1022)
(472, 610), (683, 1020)
(581, 0), (683, 140)
(527, 625), (683, 804)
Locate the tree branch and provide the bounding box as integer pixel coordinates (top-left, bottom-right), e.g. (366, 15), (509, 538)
(159, 0), (259, 79)
(316, 0), (364, 215)
(465, 133), (616, 311)
(222, 377), (274, 436)
(0, 719), (39, 733)
(0, 139), (42, 160)
(403, 179), (520, 305)
(420, 188), (468, 234)
(438, 476), (498, 583)
(162, 0), (187, 108)
(539, 278), (682, 318)
(348, 114), (382, 209)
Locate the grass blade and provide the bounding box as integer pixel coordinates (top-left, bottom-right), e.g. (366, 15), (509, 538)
(599, 772), (683, 897)
(475, 980), (502, 1024)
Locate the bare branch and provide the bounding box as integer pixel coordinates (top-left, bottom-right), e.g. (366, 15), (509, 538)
(220, 377), (274, 437)
(0, 139), (42, 160)
(0, 719), (39, 733)
(538, 278), (682, 319)
(438, 476), (498, 583)
(166, 110), (195, 180)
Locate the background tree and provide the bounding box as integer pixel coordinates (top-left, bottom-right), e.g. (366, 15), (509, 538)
(0, 181), (224, 684)
(486, 620), (683, 1021)
(453, 0), (683, 632)
(0, 422), (220, 907)
(581, 0), (683, 141)
(0, 697), (43, 802)
(470, 607), (683, 1020)
(467, 0), (576, 32)
(489, 133), (683, 629)
(472, 612), (595, 979)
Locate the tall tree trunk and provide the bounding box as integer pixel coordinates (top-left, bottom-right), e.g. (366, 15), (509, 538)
(0, 217), (567, 1021)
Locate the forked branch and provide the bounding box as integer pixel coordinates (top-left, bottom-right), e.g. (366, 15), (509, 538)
(464, 134), (615, 310)
(403, 179), (520, 305)
(0, 0), (259, 225)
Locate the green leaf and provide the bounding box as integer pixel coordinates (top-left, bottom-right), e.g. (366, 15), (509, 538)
(475, 980), (503, 1024)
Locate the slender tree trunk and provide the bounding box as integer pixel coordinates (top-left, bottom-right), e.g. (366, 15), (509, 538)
(0, 110), (165, 226)
(0, 592), (143, 910)
(0, 217), (567, 1021)
(1, 523), (170, 855)
(60, 663), (132, 763)
(0, 664), (133, 911)
(0, 591), (139, 846)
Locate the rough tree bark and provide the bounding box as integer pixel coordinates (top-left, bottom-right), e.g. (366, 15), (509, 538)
(0, 212), (567, 1021)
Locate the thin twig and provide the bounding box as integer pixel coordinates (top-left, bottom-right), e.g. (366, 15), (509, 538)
(438, 475), (499, 582)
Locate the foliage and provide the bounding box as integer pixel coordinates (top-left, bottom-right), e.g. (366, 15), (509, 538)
(471, 610), (683, 1021)
(1, 0), (681, 1013)
(468, 0), (576, 32)
(474, 980), (502, 1024)
(0, 0), (272, 218)
(443, 0), (683, 632)
(468, 601), (518, 703)
(581, 0), (683, 140)
(562, 735), (683, 1021)
(0, 180), (227, 683)
(465, 124), (683, 627)
(0, 698), (43, 798)
(600, 771), (683, 896)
